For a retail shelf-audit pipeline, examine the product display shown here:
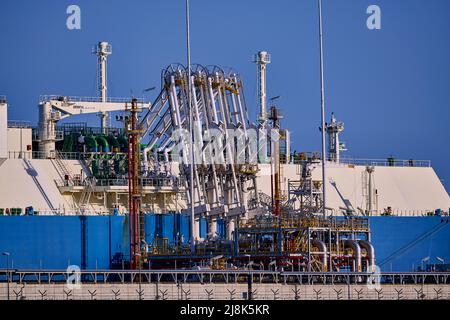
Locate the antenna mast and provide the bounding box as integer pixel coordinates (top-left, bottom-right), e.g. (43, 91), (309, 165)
(93, 41), (112, 133)
(318, 0), (327, 216)
(186, 0), (195, 254)
(254, 51), (271, 129)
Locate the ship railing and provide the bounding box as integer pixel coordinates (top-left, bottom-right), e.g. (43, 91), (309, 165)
(291, 156), (431, 167)
(39, 95), (148, 104)
(1, 270), (449, 286)
(7, 151), (126, 160)
(7, 151), (35, 159)
(7, 120), (31, 128)
(239, 215), (370, 231)
(364, 209), (448, 217)
(96, 177), (183, 188)
(0, 208), (110, 216)
(7, 151), (75, 160)
(336, 158), (431, 168)
(54, 177), (184, 189)
(55, 124), (125, 136)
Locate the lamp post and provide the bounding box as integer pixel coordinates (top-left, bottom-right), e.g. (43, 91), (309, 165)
(318, 0), (327, 216)
(2, 252), (10, 301)
(421, 256), (430, 272)
(244, 254), (251, 270)
(135, 252), (142, 300)
(243, 254), (253, 300)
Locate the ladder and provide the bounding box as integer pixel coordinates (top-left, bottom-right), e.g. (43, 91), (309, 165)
(258, 191), (273, 209)
(53, 150), (73, 182)
(79, 176), (96, 212)
(293, 229), (308, 252)
(138, 210), (146, 256)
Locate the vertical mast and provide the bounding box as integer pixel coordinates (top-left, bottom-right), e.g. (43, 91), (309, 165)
(254, 51), (271, 129)
(186, 0), (195, 254)
(94, 41), (112, 133)
(318, 0), (327, 216)
(127, 98), (142, 270)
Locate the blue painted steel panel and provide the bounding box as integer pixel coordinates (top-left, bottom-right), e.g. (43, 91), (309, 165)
(0, 216), (81, 269)
(369, 216), (450, 271)
(1, 215), (449, 271)
(199, 217), (207, 238)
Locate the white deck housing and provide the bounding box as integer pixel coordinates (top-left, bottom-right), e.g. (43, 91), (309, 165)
(0, 158), (448, 216)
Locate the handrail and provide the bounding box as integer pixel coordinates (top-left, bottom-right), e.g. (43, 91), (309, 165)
(54, 177), (184, 188)
(291, 156), (431, 167)
(39, 95), (148, 104)
(337, 158), (431, 168)
(0, 269), (449, 286)
(7, 120), (31, 128)
(7, 151), (128, 160)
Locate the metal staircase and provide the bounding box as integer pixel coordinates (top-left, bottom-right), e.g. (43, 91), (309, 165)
(52, 150), (73, 183)
(79, 176), (96, 212)
(258, 191), (273, 210)
(293, 229), (309, 252)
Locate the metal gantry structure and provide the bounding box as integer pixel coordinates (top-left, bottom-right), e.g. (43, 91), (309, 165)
(138, 64), (260, 244)
(129, 57), (375, 272)
(127, 98), (144, 270)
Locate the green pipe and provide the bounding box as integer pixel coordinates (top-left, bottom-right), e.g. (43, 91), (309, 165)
(107, 135), (120, 150)
(95, 135), (110, 153)
(92, 160), (99, 177)
(84, 136), (98, 152)
(117, 135), (128, 152)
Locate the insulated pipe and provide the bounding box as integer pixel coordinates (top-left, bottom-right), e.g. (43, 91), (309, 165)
(143, 143), (158, 174)
(233, 76), (247, 130)
(95, 136), (110, 153)
(117, 135), (127, 152)
(84, 136), (98, 152)
(312, 239), (328, 272)
(156, 143), (171, 174)
(163, 143), (175, 174)
(226, 218), (235, 241)
(196, 82), (220, 206)
(208, 218), (217, 238)
(153, 148), (160, 172)
(190, 76), (206, 165)
(344, 240), (362, 272)
(228, 81), (240, 125)
(359, 240), (376, 272)
(215, 82), (240, 204)
(169, 76), (187, 164)
(106, 135), (120, 151)
(142, 146), (151, 175)
(207, 77), (219, 123)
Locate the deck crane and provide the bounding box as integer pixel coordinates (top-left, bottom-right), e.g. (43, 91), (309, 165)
(37, 95), (150, 158)
(329, 179), (357, 216)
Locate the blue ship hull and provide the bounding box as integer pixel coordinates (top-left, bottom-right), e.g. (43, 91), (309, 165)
(0, 215), (449, 271)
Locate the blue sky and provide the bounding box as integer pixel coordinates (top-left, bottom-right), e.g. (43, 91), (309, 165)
(0, 0), (449, 192)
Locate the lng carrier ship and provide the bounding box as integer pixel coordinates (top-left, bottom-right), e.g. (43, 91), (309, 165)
(0, 39), (449, 299)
